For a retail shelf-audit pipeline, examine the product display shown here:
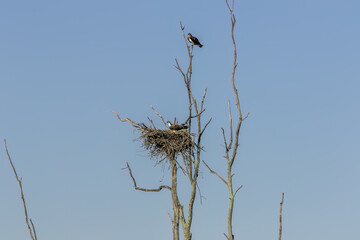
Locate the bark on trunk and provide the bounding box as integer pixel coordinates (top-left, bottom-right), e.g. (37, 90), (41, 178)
(170, 156), (180, 240)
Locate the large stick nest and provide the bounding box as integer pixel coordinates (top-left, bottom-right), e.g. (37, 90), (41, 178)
(139, 126), (194, 161)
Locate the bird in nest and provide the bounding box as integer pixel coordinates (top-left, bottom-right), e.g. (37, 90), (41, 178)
(187, 33), (203, 48)
(167, 121), (188, 131)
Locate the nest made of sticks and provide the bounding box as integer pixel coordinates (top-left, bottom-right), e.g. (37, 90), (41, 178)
(139, 126), (194, 161)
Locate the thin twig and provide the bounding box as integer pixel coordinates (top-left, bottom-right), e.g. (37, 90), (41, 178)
(201, 88), (208, 111)
(184, 109), (206, 124)
(30, 219), (38, 240)
(279, 192), (285, 240)
(221, 128), (229, 152)
(125, 162), (171, 192)
(228, 100), (233, 150)
(168, 212), (174, 223)
(196, 182), (206, 205)
(112, 111), (140, 128)
(200, 118), (212, 138)
(175, 158), (187, 176)
(234, 185), (243, 197)
(150, 105), (167, 127)
(4, 139), (36, 240)
(242, 112), (250, 121)
(202, 160), (227, 185)
(174, 59), (187, 84)
(147, 117), (157, 129)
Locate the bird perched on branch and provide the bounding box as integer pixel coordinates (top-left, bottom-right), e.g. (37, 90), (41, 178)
(188, 33), (203, 48)
(167, 121), (188, 131)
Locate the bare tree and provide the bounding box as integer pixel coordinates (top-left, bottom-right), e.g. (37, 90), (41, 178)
(203, 1), (249, 240)
(4, 139), (38, 240)
(174, 22), (212, 240)
(113, 21), (210, 240)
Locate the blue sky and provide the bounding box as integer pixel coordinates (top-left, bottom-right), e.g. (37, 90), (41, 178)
(1, 0), (359, 239)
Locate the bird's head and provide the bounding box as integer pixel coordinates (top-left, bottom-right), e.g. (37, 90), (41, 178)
(167, 121), (172, 127)
(188, 33), (192, 37)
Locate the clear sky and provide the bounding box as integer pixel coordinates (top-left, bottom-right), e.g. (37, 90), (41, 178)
(1, 0), (359, 239)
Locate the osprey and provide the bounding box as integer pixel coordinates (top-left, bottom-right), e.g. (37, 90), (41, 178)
(167, 121), (188, 131)
(188, 33), (203, 48)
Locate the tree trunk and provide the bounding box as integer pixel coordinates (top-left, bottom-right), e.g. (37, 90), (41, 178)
(170, 156), (180, 240)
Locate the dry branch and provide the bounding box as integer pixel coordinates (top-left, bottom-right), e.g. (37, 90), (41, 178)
(203, 160), (227, 185)
(112, 111), (144, 130)
(125, 161), (171, 192)
(279, 192), (285, 240)
(4, 139), (37, 240)
(150, 105), (167, 127)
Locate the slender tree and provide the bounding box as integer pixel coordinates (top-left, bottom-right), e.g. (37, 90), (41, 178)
(203, 1), (249, 239)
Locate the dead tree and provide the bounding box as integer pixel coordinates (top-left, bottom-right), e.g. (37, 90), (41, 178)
(114, 46), (211, 240)
(113, 21), (210, 240)
(174, 22), (211, 240)
(203, 1), (249, 240)
(4, 139), (38, 240)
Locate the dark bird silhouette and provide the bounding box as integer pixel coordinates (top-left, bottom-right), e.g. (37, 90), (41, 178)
(167, 121), (188, 131)
(188, 33), (203, 48)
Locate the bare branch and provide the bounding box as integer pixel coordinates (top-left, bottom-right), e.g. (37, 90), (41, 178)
(181, 153), (191, 178)
(225, 0), (234, 12)
(184, 109), (206, 125)
(221, 128), (229, 152)
(279, 192), (285, 240)
(150, 105), (167, 127)
(175, 158), (187, 176)
(174, 58), (187, 85)
(224, 233), (230, 240)
(196, 182), (206, 205)
(180, 21), (185, 31)
(202, 160), (227, 185)
(168, 212), (174, 223)
(234, 185), (243, 197)
(228, 100), (233, 149)
(30, 219), (37, 240)
(125, 162), (171, 192)
(112, 111), (140, 128)
(4, 139), (36, 240)
(147, 117), (157, 129)
(179, 22), (192, 58)
(201, 88), (208, 111)
(242, 112), (250, 121)
(200, 118), (212, 138)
